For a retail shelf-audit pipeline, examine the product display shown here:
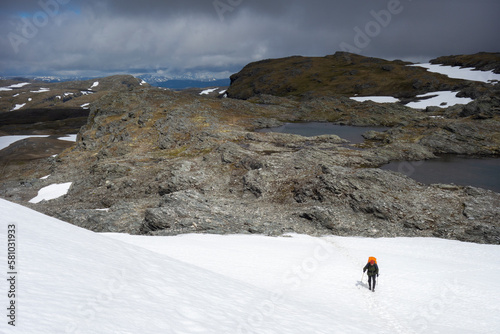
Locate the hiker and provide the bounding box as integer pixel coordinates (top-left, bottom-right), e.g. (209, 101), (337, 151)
(363, 258), (379, 292)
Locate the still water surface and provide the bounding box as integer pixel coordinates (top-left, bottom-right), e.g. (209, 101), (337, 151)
(381, 156), (500, 192)
(258, 122), (500, 192)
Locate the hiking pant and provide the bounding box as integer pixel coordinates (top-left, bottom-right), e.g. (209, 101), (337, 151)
(368, 275), (376, 290)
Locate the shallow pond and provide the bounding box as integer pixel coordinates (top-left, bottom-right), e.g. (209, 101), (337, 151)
(381, 155), (500, 193)
(258, 122), (500, 192)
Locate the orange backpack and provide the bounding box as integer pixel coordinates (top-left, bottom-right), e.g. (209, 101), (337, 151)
(368, 257), (377, 264)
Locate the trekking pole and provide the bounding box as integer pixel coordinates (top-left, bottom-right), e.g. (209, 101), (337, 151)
(361, 272), (365, 282)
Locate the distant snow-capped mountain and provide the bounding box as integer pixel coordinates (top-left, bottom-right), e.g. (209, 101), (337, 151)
(139, 76), (230, 89)
(1, 74), (230, 89)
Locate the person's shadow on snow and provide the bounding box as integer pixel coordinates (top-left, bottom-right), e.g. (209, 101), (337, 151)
(356, 280), (369, 289)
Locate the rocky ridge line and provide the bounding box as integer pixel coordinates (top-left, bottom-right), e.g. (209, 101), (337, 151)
(0, 82), (497, 244)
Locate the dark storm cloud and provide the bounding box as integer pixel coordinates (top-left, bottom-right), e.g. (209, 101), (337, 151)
(0, 0), (499, 77)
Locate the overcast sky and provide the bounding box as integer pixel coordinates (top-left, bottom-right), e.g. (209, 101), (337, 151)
(1, 0), (499, 78)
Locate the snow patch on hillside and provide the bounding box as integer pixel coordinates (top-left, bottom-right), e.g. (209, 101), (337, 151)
(30, 88), (50, 93)
(350, 96), (399, 103)
(0, 82), (30, 91)
(406, 91), (473, 109)
(412, 63), (500, 83)
(10, 103), (26, 111)
(350, 91), (472, 109)
(29, 182), (72, 203)
(200, 87), (219, 95)
(57, 134), (78, 142)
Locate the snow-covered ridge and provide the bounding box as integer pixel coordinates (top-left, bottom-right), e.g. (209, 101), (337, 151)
(0, 198), (498, 333)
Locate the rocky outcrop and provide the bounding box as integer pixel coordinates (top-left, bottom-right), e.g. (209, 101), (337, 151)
(1, 68), (499, 244)
(459, 95), (500, 119)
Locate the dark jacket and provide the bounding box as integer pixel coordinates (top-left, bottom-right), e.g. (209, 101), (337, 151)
(363, 263), (379, 277)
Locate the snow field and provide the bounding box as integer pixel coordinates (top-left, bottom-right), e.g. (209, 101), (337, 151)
(0, 200), (341, 334)
(108, 233), (500, 334)
(0, 198), (498, 333)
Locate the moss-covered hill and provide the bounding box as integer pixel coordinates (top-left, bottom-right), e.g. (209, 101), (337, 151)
(226, 52), (473, 100)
